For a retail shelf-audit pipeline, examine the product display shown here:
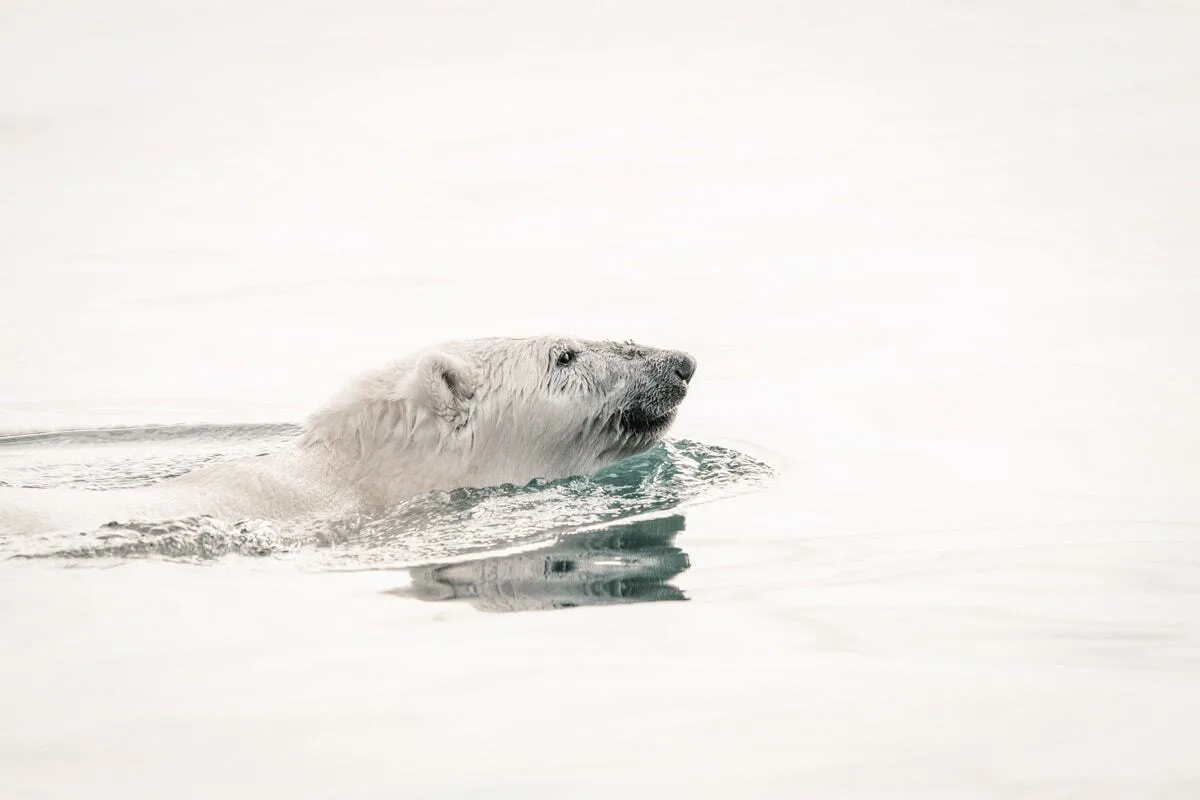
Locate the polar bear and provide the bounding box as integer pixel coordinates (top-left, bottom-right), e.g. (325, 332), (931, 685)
(0, 336), (696, 535)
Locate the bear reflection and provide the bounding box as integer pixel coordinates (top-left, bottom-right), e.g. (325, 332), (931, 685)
(400, 514), (689, 612)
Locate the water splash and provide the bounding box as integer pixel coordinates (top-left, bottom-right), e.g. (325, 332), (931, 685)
(319, 438), (773, 566)
(3, 425), (773, 566)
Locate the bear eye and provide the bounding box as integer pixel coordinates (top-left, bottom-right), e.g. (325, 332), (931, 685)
(556, 350), (577, 367)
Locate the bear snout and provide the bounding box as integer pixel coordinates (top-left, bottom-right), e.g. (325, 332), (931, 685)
(670, 352), (696, 384)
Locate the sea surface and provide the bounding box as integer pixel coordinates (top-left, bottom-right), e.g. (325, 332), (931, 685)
(2, 1), (1199, 797)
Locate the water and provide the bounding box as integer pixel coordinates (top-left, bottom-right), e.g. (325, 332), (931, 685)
(3, 1), (1200, 797)
(1, 425), (771, 567)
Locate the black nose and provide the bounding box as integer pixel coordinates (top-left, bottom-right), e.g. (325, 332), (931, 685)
(672, 353), (696, 383)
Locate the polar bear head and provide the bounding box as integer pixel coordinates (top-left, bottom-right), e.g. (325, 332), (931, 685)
(301, 336), (696, 506)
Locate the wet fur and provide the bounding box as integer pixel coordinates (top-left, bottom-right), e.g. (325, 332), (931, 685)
(300, 336), (694, 509)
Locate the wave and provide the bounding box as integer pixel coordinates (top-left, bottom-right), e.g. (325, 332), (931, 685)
(3, 428), (774, 570)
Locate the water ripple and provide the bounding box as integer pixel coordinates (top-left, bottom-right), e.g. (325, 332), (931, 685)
(4, 428), (773, 567)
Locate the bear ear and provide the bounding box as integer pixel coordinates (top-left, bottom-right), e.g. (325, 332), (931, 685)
(406, 350), (477, 422)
